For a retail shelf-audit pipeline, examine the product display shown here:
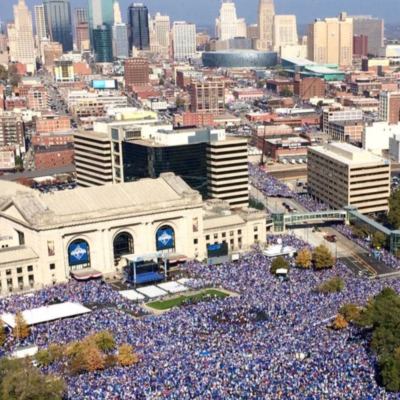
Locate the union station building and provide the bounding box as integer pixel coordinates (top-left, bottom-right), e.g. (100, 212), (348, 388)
(0, 173), (266, 293)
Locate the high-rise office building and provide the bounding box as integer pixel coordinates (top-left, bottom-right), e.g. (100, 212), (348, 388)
(307, 12), (353, 67)
(13, 0), (36, 73)
(76, 23), (90, 51)
(124, 57), (149, 90)
(127, 3), (150, 51)
(237, 18), (246, 38)
(257, 0), (275, 51)
(87, 0), (114, 45)
(34, 5), (47, 41)
(189, 79), (225, 115)
(44, 0), (73, 52)
(215, 0), (238, 41)
(154, 13), (170, 48)
(112, 23), (129, 58)
(93, 24), (113, 62)
(74, 7), (87, 25)
(380, 91), (400, 125)
(7, 23), (17, 58)
(246, 24), (258, 39)
(273, 15), (297, 51)
(173, 22), (196, 61)
(113, 1), (122, 24)
(352, 16), (384, 56)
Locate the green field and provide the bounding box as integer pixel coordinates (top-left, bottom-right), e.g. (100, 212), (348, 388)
(147, 289), (229, 310)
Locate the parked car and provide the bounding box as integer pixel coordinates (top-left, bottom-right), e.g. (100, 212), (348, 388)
(325, 235), (337, 243)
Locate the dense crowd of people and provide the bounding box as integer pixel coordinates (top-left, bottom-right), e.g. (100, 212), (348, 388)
(1, 235), (400, 399)
(249, 163), (331, 212)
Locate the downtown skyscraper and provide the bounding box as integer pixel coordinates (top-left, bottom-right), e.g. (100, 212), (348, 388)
(257, 0), (275, 51)
(87, 0), (114, 45)
(44, 0), (73, 52)
(127, 3), (150, 51)
(13, 0), (36, 72)
(215, 0), (238, 41)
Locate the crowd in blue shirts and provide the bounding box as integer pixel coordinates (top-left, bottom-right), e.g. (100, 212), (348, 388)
(1, 235), (400, 399)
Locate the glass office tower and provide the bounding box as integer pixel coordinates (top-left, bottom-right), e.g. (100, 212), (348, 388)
(44, 0), (73, 52)
(127, 3), (150, 51)
(93, 25), (113, 62)
(87, 0), (114, 46)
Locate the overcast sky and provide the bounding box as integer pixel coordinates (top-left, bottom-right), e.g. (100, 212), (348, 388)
(4, 0), (397, 27)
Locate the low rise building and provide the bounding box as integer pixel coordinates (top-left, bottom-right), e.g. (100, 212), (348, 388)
(294, 75), (325, 100)
(31, 132), (74, 147)
(232, 88), (264, 101)
(262, 137), (309, 161)
(33, 144), (75, 170)
(36, 115), (71, 133)
(174, 112), (215, 128)
(308, 142), (390, 214)
(328, 120), (364, 143)
(322, 107), (363, 134)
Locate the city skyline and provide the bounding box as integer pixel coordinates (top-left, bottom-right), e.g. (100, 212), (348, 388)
(1, 0), (397, 28)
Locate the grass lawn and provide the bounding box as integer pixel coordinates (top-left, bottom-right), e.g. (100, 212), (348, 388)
(147, 289), (229, 310)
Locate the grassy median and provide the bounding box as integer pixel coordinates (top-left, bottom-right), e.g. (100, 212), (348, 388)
(147, 289), (229, 310)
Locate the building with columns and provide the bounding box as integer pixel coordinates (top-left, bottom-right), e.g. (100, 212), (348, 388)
(0, 174), (265, 292)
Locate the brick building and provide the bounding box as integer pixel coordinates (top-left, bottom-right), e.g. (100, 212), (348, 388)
(174, 112), (215, 127)
(266, 79), (294, 94)
(124, 58), (149, 91)
(189, 80), (225, 115)
(5, 97), (28, 110)
(294, 75), (325, 99)
(328, 120), (364, 143)
(262, 137), (310, 161)
(31, 132), (74, 147)
(232, 88), (264, 101)
(36, 115), (71, 133)
(353, 35), (368, 58)
(380, 91), (400, 124)
(33, 144), (75, 170)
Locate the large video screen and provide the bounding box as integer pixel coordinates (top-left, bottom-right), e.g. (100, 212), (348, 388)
(207, 243), (228, 258)
(92, 79), (117, 89)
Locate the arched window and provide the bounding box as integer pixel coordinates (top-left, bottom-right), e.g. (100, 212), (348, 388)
(156, 225), (175, 253)
(113, 232), (134, 259)
(68, 239), (90, 269)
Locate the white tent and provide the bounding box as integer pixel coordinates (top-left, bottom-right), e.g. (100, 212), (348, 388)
(2, 302), (91, 328)
(158, 281), (189, 294)
(137, 286), (167, 299)
(119, 290), (145, 301)
(263, 245), (296, 258)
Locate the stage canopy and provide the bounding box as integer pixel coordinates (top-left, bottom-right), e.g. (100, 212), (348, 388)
(263, 245), (296, 258)
(158, 281), (189, 294)
(2, 302), (91, 328)
(119, 290), (145, 301)
(137, 286), (168, 299)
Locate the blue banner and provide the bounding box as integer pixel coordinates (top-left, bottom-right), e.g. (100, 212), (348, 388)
(208, 244), (221, 251)
(156, 229), (174, 250)
(69, 242), (89, 264)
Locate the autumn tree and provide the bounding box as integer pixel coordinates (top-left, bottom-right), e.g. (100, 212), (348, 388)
(85, 346), (105, 372)
(118, 344), (139, 366)
(64, 341), (85, 359)
(295, 249), (313, 269)
(94, 331), (116, 352)
(313, 245), (335, 269)
(340, 303), (361, 323)
(104, 354), (118, 368)
(14, 311), (30, 339)
(332, 313), (348, 330)
(270, 256), (290, 274)
(35, 350), (52, 367)
(388, 190), (400, 230)
(372, 231), (387, 249)
(48, 344), (64, 362)
(0, 319), (6, 347)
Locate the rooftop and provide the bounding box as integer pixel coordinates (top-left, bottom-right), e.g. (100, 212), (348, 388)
(310, 142), (387, 165)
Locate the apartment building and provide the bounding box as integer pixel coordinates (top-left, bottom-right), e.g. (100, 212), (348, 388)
(189, 80), (225, 115)
(308, 142), (390, 214)
(380, 91), (400, 125)
(322, 107), (363, 134)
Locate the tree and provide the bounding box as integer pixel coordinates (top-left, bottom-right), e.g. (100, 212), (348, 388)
(34, 350), (52, 367)
(249, 198), (265, 211)
(84, 346), (105, 372)
(117, 344), (139, 366)
(315, 276), (345, 293)
(64, 341), (85, 360)
(388, 190), (400, 229)
(340, 303), (361, 323)
(279, 88), (293, 98)
(332, 313), (348, 330)
(313, 245), (335, 269)
(0, 358), (66, 400)
(351, 226), (369, 239)
(0, 319), (6, 347)
(8, 67), (21, 88)
(270, 256), (289, 274)
(104, 354), (118, 368)
(372, 231), (387, 249)
(295, 249), (313, 269)
(14, 311), (30, 339)
(175, 96), (186, 110)
(317, 100), (324, 108)
(0, 65), (7, 81)
(94, 331), (116, 352)
(48, 344), (64, 362)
